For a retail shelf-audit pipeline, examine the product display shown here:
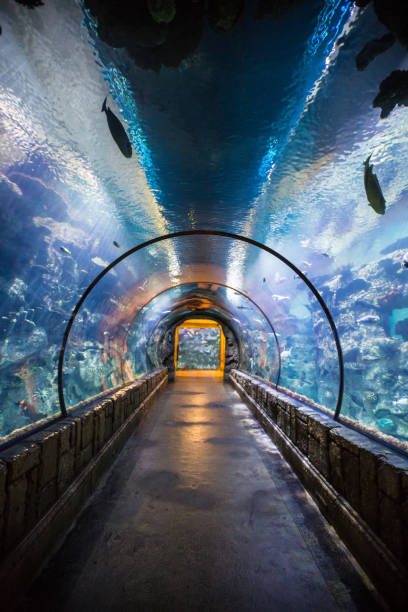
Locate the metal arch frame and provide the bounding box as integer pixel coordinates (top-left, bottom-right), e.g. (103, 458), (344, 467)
(58, 230), (344, 419)
(124, 281), (282, 386)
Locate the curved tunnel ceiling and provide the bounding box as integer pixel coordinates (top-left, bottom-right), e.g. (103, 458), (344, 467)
(1, 0), (408, 448)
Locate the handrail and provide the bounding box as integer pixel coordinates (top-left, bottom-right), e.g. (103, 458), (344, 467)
(58, 230), (343, 419)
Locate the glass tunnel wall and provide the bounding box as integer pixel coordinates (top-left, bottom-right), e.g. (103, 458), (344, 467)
(0, 0), (408, 449)
(61, 234), (337, 414)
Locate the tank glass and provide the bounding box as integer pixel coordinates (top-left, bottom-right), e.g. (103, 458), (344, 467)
(177, 327), (220, 370)
(1, 0), (408, 451)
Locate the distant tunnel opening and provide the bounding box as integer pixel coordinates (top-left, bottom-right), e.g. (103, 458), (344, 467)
(174, 318), (225, 378)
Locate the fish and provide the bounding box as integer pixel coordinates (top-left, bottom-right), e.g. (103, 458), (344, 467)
(357, 314), (380, 324)
(281, 347), (292, 359)
(274, 273), (287, 283)
(364, 155), (386, 214)
(402, 252), (408, 268)
(272, 294), (290, 302)
(262, 277), (266, 283)
(376, 417), (395, 432)
(102, 97), (132, 158)
(392, 397), (408, 407)
(92, 256), (109, 267)
(60, 246), (71, 255)
(113, 241), (121, 248)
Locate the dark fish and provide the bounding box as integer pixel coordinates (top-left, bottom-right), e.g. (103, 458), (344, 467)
(262, 277), (266, 283)
(102, 97), (132, 158)
(403, 252), (408, 268)
(364, 155), (385, 215)
(113, 240), (121, 248)
(60, 246), (71, 255)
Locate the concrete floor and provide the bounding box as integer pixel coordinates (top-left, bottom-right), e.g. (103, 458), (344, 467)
(20, 377), (383, 612)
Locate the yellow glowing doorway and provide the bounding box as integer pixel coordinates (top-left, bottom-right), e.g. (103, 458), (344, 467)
(175, 319), (225, 378)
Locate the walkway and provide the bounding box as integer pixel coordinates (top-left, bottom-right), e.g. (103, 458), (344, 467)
(20, 377), (382, 611)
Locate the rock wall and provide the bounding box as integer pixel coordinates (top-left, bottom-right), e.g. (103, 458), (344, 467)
(230, 369), (408, 610)
(0, 368), (167, 568)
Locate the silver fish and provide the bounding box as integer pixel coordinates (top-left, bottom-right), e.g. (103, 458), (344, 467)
(392, 397), (408, 406)
(357, 314), (380, 324)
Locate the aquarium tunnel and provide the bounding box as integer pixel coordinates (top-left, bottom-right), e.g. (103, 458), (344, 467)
(1, 0), (408, 449)
(2, 0), (408, 608)
(58, 230), (341, 418)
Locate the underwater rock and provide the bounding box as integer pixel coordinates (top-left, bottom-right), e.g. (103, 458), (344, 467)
(395, 318), (408, 341)
(85, 0), (205, 71)
(373, 70), (408, 119)
(0, 175), (23, 199)
(15, 0), (44, 7)
(363, 390), (378, 405)
(378, 257), (400, 275)
(355, 33), (395, 71)
(147, 0), (176, 24)
(343, 347), (361, 362)
(381, 236), (408, 255)
(1, 327), (47, 362)
(371, 0), (408, 51)
(377, 289), (404, 311)
(336, 278), (369, 301)
(208, 0), (244, 32)
(256, 0), (303, 19)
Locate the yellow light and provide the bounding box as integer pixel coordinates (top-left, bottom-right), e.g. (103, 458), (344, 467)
(174, 318), (225, 378)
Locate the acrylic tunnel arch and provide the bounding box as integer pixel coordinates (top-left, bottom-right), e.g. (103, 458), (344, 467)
(127, 281), (282, 386)
(58, 230), (344, 419)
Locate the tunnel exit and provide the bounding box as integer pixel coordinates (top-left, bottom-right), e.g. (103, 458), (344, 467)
(174, 319), (225, 378)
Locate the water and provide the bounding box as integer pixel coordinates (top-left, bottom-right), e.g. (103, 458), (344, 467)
(0, 0), (408, 447)
(177, 327), (220, 370)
